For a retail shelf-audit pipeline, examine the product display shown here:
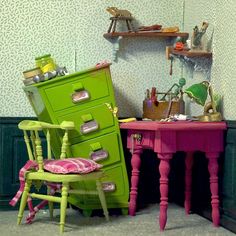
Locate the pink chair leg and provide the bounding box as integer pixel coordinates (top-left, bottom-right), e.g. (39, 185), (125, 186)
(129, 148), (142, 216)
(206, 152), (220, 227)
(184, 152), (194, 214)
(158, 153), (172, 231)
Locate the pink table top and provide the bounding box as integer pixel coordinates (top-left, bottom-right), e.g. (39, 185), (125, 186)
(120, 121), (227, 131)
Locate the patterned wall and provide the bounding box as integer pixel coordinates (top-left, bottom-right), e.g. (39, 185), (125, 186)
(183, 0), (216, 116)
(184, 0), (236, 120)
(1, 0), (235, 119)
(0, 0), (76, 117)
(75, 0), (184, 117)
(213, 1), (236, 120)
(0, 0), (184, 117)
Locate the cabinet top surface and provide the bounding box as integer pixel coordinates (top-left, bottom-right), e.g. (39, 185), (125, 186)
(24, 64), (111, 89)
(120, 121), (227, 131)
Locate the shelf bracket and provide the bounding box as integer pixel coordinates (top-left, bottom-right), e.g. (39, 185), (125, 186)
(112, 36), (123, 61)
(171, 54), (212, 80)
(105, 36), (123, 62)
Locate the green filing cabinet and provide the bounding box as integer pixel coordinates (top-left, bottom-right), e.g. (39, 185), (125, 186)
(23, 64), (129, 214)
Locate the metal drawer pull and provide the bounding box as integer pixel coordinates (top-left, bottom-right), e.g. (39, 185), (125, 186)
(131, 133), (142, 154)
(102, 182), (116, 192)
(71, 90), (90, 103)
(80, 120), (99, 134)
(90, 149), (109, 162)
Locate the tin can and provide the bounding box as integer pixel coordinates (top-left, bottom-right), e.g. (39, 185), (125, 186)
(35, 54), (56, 73)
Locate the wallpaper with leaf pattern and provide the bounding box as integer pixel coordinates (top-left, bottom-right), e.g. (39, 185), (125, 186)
(184, 0), (236, 120)
(0, 0), (76, 117)
(0, 0), (235, 119)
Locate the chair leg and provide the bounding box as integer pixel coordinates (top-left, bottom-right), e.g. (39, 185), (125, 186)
(60, 183), (69, 233)
(96, 180), (109, 221)
(48, 202), (54, 219)
(47, 186), (54, 219)
(17, 180), (32, 225)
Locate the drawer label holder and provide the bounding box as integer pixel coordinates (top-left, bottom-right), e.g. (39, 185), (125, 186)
(80, 120), (99, 134)
(71, 90), (90, 103)
(102, 182), (116, 192)
(90, 149), (109, 162)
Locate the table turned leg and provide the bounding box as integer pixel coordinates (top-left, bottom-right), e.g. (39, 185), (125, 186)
(184, 152), (194, 214)
(158, 153), (172, 231)
(129, 147), (143, 216)
(206, 152), (220, 227)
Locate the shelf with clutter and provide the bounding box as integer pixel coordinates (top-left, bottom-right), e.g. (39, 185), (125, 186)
(103, 31), (189, 39)
(169, 49), (212, 58)
(166, 22), (213, 79)
(104, 31), (189, 61)
(104, 7), (189, 61)
(167, 22), (213, 58)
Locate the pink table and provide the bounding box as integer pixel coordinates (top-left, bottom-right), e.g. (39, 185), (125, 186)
(120, 121), (227, 231)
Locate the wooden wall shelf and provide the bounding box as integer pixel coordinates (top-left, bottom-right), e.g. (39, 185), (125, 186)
(170, 49), (212, 58)
(104, 31), (189, 61)
(104, 31), (189, 39)
(169, 48), (213, 80)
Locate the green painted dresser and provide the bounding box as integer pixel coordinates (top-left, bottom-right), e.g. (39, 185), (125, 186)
(23, 64), (129, 214)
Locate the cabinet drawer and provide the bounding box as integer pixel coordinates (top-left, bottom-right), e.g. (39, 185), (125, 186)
(102, 166), (125, 198)
(57, 103), (114, 142)
(81, 165), (126, 200)
(44, 70), (109, 112)
(70, 132), (121, 167)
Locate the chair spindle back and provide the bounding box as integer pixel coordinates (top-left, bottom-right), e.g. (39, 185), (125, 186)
(19, 120), (75, 172)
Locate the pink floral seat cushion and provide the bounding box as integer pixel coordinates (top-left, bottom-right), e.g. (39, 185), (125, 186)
(43, 158), (102, 174)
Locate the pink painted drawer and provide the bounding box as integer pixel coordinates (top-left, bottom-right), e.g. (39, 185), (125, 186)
(127, 130), (155, 149)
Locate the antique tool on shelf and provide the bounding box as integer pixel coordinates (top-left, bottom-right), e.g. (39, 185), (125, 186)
(161, 26), (179, 33)
(106, 7), (135, 33)
(191, 21), (209, 51)
(169, 56), (174, 76)
(166, 46), (174, 76)
(138, 24), (162, 31)
(106, 7), (132, 18)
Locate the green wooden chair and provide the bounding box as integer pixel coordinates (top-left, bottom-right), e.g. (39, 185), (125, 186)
(16, 120), (109, 233)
